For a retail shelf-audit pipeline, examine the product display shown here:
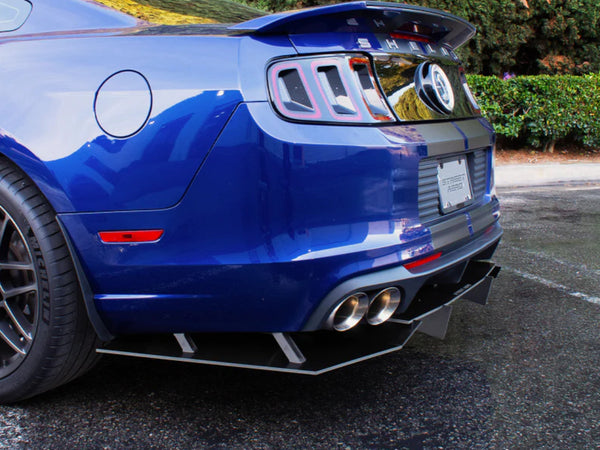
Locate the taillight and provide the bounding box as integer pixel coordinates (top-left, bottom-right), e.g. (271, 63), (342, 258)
(312, 58), (362, 121)
(268, 54), (395, 124)
(348, 56), (395, 122)
(459, 67), (481, 114)
(269, 61), (322, 120)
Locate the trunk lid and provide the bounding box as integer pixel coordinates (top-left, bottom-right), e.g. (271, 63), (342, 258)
(235, 2), (480, 123)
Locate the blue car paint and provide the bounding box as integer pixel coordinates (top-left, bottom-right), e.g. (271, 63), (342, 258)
(0, 32), (261, 211)
(228, 1), (375, 33)
(58, 103), (497, 334)
(15, 0), (137, 35)
(0, 0), (500, 336)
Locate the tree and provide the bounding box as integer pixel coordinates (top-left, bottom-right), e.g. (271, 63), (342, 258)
(516, 0), (600, 74)
(239, 0), (600, 75)
(407, 0), (531, 75)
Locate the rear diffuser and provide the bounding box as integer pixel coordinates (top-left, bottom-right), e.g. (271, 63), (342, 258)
(97, 262), (500, 375)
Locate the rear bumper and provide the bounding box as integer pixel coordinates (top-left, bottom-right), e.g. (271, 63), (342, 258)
(97, 258), (501, 374)
(303, 221), (501, 331)
(59, 102), (500, 336)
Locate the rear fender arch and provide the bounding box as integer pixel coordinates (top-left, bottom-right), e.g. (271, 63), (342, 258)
(0, 133), (112, 340)
(0, 132), (73, 212)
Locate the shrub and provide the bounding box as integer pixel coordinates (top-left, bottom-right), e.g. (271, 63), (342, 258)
(467, 74), (600, 149)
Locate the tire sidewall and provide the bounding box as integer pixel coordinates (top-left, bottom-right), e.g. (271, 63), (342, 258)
(0, 177), (63, 400)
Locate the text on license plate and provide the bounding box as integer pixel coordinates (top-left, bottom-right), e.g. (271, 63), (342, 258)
(437, 157), (473, 213)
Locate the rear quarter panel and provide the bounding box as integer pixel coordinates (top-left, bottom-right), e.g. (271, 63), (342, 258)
(0, 32), (246, 212)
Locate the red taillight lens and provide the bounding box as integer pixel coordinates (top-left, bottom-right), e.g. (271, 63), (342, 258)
(268, 54), (395, 124)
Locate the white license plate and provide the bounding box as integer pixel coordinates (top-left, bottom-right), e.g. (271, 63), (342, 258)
(437, 156), (473, 213)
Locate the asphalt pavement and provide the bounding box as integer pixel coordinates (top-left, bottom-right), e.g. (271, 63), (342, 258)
(0, 172), (598, 449)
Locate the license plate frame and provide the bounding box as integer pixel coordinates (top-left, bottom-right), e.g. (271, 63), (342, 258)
(437, 155), (473, 214)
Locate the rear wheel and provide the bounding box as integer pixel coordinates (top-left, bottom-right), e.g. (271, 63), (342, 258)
(0, 158), (100, 403)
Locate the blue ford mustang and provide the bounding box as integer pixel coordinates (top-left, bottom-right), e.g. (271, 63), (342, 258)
(0, 0), (501, 401)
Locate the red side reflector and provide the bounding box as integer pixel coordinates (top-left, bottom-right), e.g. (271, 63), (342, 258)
(404, 252), (442, 270)
(99, 230), (164, 243)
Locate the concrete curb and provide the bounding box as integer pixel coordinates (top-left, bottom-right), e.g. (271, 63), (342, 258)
(496, 163), (600, 187)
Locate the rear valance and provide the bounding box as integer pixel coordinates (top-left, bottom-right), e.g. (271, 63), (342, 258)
(230, 1), (475, 49)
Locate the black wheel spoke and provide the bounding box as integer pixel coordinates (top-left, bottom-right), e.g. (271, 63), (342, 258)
(0, 206), (39, 376)
(0, 321), (26, 355)
(0, 209), (38, 369)
(1, 284), (37, 300)
(0, 261), (33, 271)
(2, 300), (32, 340)
(0, 216), (8, 246)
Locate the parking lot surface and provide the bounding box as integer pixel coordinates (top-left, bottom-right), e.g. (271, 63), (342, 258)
(0, 185), (598, 449)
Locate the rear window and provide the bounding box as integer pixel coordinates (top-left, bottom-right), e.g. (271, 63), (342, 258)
(91, 0), (265, 25)
(0, 0), (31, 32)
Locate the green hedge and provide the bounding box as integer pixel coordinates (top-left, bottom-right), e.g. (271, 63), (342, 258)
(467, 74), (600, 149)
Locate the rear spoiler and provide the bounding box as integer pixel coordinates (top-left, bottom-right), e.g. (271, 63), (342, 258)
(230, 1), (476, 49)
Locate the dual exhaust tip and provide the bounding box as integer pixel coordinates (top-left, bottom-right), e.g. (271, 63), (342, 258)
(328, 287), (401, 332)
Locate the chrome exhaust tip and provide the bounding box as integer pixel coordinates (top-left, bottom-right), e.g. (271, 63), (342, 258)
(328, 292), (369, 332)
(366, 287), (401, 326)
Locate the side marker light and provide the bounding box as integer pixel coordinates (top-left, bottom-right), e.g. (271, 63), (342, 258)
(99, 230), (164, 243)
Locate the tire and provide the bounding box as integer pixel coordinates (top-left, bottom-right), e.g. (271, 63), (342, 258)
(0, 157), (100, 403)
